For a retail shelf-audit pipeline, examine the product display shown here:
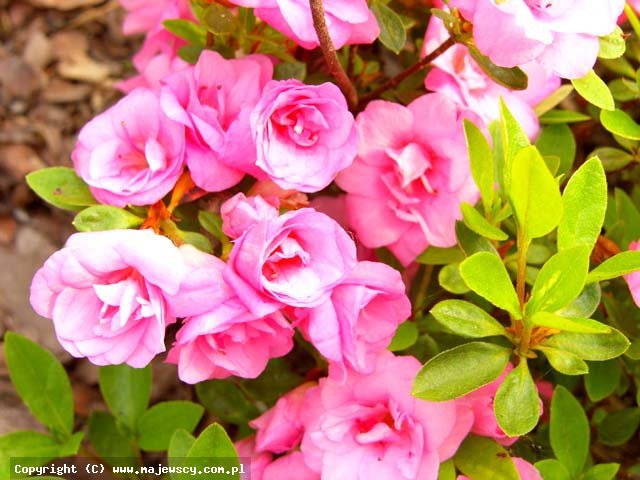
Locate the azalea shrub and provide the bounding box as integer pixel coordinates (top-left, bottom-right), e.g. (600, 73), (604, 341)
(5, 0), (640, 479)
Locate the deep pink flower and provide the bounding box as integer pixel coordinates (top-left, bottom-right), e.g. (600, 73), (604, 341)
(295, 261), (411, 375)
(250, 80), (358, 192)
(221, 193), (279, 240)
(300, 352), (473, 480)
(160, 51), (273, 192)
(227, 0), (379, 50)
(223, 208), (357, 316)
(625, 241), (640, 307)
(30, 229), (192, 367)
(72, 88), (185, 207)
(336, 94), (479, 266)
(235, 438), (318, 480)
(423, 16), (560, 139)
(451, 0), (624, 79)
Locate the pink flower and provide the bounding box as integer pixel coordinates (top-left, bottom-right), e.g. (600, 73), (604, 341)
(235, 438), (318, 480)
(300, 352), (473, 480)
(223, 208), (357, 316)
(451, 0), (624, 79)
(160, 51), (274, 192)
(227, 0), (379, 50)
(221, 193), (279, 240)
(423, 17), (560, 139)
(29, 229), (192, 367)
(624, 241), (640, 307)
(458, 457), (542, 480)
(117, 53), (189, 94)
(296, 261), (411, 375)
(72, 88), (185, 207)
(250, 80), (358, 193)
(336, 94), (479, 266)
(165, 250), (294, 382)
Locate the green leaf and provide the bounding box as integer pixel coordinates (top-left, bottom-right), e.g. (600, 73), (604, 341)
(438, 263), (470, 295)
(412, 342), (511, 401)
(430, 300), (506, 338)
(0, 431), (82, 470)
(467, 45), (528, 90)
(196, 380), (260, 425)
(178, 44), (203, 64)
(582, 464), (620, 480)
(542, 328), (630, 361)
(534, 84), (575, 117)
(531, 311), (610, 334)
(571, 70), (615, 111)
(536, 346), (589, 375)
(598, 408), (640, 446)
(461, 203), (508, 241)
(388, 322), (419, 351)
(535, 124), (576, 177)
(371, 1), (406, 54)
(99, 364), (151, 432)
(73, 205), (144, 232)
(178, 424), (240, 480)
(535, 459), (571, 480)
(274, 61), (307, 81)
(556, 282), (601, 318)
(587, 251), (640, 282)
(550, 386), (589, 476)
(600, 108), (640, 140)
(4, 332), (73, 438)
(585, 360), (622, 402)
(168, 429), (195, 476)
(456, 222), (500, 257)
(599, 26), (626, 59)
(201, 3), (236, 35)
(464, 119), (494, 213)
(589, 147), (634, 172)
(26, 167), (96, 211)
(137, 401), (204, 452)
(459, 252), (521, 318)
(453, 436), (519, 480)
(437, 459), (456, 480)
(494, 360), (540, 436)
(88, 412), (137, 467)
(500, 100), (531, 191)
(539, 110), (591, 124)
(527, 246), (590, 314)
(557, 157), (607, 251)
(416, 245), (465, 265)
(163, 19), (206, 44)
(509, 146), (562, 239)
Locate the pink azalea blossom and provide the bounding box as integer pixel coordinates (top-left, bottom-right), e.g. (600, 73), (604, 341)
(336, 94), (479, 266)
(458, 457), (542, 480)
(72, 88), (185, 207)
(235, 438), (318, 480)
(223, 208), (357, 316)
(300, 352), (474, 480)
(624, 241), (640, 307)
(295, 261), (411, 375)
(450, 0), (624, 79)
(116, 53), (189, 94)
(29, 229), (192, 367)
(221, 193), (279, 240)
(423, 16), (560, 139)
(160, 51), (273, 192)
(227, 0), (379, 50)
(250, 79), (358, 192)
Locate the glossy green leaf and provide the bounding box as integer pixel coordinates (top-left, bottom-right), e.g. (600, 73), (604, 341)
(530, 312), (610, 334)
(600, 109), (640, 140)
(388, 322), (419, 351)
(539, 110), (591, 124)
(535, 459), (571, 480)
(550, 386), (589, 476)
(73, 205), (144, 232)
(371, 1), (406, 54)
(461, 203), (508, 241)
(99, 364), (151, 431)
(4, 332), (73, 438)
(585, 360), (622, 402)
(500, 100), (531, 191)
(534, 84), (574, 117)
(598, 408), (640, 446)
(509, 146), (562, 239)
(556, 282), (601, 318)
(460, 252), (520, 318)
(536, 346), (589, 375)
(438, 263), (470, 295)
(26, 167), (96, 211)
(599, 26), (626, 59)
(464, 119), (494, 213)
(138, 401), (204, 452)
(535, 124), (576, 177)
(456, 222), (500, 257)
(430, 300), (506, 338)
(453, 436), (519, 480)
(571, 70), (614, 111)
(412, 342), (511, 401)
(542, 328), (630, 361)
(494, 360), (540, 436)
(587, 251), (640, 283)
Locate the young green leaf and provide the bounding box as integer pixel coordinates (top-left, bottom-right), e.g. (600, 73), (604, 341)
(4, 332), (74, 439)
(557, 157), (607, 251)
(556, 282), (601, 318)
(26, 167), (96, 211)
(600, 109), (640, 140)
(99, 364), (152, 432)
(535, 459), (571, 480)
(536, 346), (589, 375)
(163, 19), (207, 44)
(535, 124), (576, 177)
(589, 147), (634, 172)
(571, 70), (615, 111)
(456, 222), (500, 257)
(582, 464), (620, 480)
(598, 409), (640, 446)
(371, 1), (406, 54)
(459, 252), (521, 318)
(137, 401), (205, 452)
(438, 263), (470, 294)
(509, 146), (562, 239)
(494, 360), (540, 436)
(388, 322), (419, 351)
(539, 110), (591, 124)
(430, 300), (506, 338)
(168, 429), (196, 475)
(453, 436), (519, 480)
(530, 312), (610, 334)
(417, 245), (465, 265)
(526, 246), (590, 314)
(599, 26), (626, 59)
(542, 328), (630, 361)
(534, 84), (574, 117)
(412, 342), (511, 401)
(587, 251), (640, 283)
(585, 360), (622, 402)
(178, 424), (240, 480)
(437, 459), (457, 480)
(461, 203), (508, 241)
(73, 205), (144, 232)
(500, 99), (531, 191)
(464, 119), (494, 213)
(88, 412), (137, 467)
(550, 386), (589, 476)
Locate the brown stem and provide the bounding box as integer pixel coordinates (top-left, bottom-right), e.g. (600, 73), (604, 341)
(358, 36), (456, 109)
(309, 0), (358, 110)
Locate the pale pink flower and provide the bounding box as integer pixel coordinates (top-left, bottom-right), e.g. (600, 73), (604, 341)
(116, 53), (189, 94)
(220, 193), (279, 240)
